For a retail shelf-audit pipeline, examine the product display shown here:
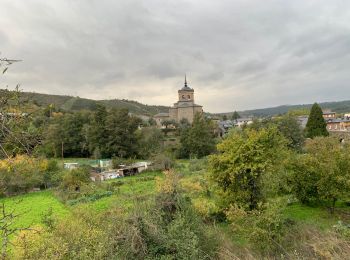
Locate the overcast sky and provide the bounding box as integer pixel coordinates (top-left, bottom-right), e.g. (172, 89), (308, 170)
(1, 0), (350, 112)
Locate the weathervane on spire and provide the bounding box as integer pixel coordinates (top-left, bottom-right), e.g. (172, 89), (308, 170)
(184, 74), (188, 87)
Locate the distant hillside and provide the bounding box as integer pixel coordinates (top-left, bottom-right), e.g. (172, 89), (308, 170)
(219, 100), (350, 118)
(12, 90), (350, 118)
(19, 92), (169, 116)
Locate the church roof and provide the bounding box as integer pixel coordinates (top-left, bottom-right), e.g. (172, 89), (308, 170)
(180, 75), (194, 91)
(154, 112), (169, 118)
(176, 102), (202, 108)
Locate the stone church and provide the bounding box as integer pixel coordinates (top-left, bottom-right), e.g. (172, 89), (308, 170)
(154, 77), (203, 126)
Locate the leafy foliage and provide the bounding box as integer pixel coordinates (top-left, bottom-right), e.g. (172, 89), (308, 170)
(13, 171), (219, 260)
(276, 114), (305, 151)
(66, 191), (113, 206)
(287, 137), (350, 211)
(209, 127), (288, 210)
(40, 105), (142, 158)
(179, 113), (216, 158)
(41, 111), (90, 157)
(0, 156), (62, 196)
(136, 127), (163, 159)
(226, 199), (293, 255)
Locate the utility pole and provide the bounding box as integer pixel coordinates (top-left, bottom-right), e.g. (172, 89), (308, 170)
(61, 141), (64, 167)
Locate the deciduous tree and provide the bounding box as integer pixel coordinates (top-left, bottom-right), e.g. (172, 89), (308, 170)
(288, 137), (350, 212)
(209, 127), (288, 210)
(276, 114), (305, 151)
(179, 113), (216, 158)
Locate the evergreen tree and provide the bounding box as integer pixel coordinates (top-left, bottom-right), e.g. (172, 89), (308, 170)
(231, 111), (241, 120)
(305, 103), (328, 138)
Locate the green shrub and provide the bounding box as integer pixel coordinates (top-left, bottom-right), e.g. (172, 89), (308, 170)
(333, 221), (350, 239)
(101, 181), (124, 192)
(226, 199), (294, 256)
(66, 191), (113, 206)
(287, 137), (350, 212)
(188, 158), (208, 172)
(111, 156), (125, 169)
(13, 170), (220, 260)
(14, 209), (111, 260)
(0, 155), (64, 196)
(152, 153), (174, 170)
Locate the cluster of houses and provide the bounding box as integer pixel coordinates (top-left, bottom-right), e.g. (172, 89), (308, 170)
(297, 110), (350, 136)
(215, 117), (253, 137)
(213, 110), (350, 138)
(64, 159), (151, 182)
(298, 111), (350, 133)
(322, 112), (350, 132)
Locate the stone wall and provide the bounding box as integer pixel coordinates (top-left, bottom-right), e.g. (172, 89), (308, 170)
(169, 107), (178, 121)
(178, 90), (194, 102)
(177, 106), (203, 123)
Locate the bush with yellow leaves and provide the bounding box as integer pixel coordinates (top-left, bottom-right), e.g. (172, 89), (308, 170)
(0, 155), (61, 196)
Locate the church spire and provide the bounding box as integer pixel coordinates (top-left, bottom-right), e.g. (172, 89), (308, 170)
(180, 74), (193, 91)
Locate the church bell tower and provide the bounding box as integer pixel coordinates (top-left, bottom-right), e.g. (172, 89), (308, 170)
(178, 75), (194, 102)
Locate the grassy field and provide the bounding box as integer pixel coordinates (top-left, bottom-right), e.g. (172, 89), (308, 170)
(0, 190), (69, 229)
(1, 160), (350, 254)
(0, 170), (163, 231)
(77, 170), (163, 212)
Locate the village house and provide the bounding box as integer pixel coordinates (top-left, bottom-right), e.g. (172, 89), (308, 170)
(233, 117), (253, 127)
(154, 76), (203, 126)
(323, 111), (336, 119)
(326, 118), (350, 132)
(216, 117), (254, 137)
(297, 111), (343, 131)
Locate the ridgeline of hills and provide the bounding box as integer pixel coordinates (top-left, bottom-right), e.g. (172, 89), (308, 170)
(221, 100), (350, 118)
(12, 91), (350, 117)
(19, 92), (170, 116)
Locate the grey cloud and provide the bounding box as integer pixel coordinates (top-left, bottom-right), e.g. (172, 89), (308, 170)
(1, 0), (350, 112)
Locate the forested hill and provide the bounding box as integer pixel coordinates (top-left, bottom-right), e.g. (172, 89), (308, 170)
(236, 100), (350, 117)
(18, 91), (169, 116)
(10, 90), (350, 117)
